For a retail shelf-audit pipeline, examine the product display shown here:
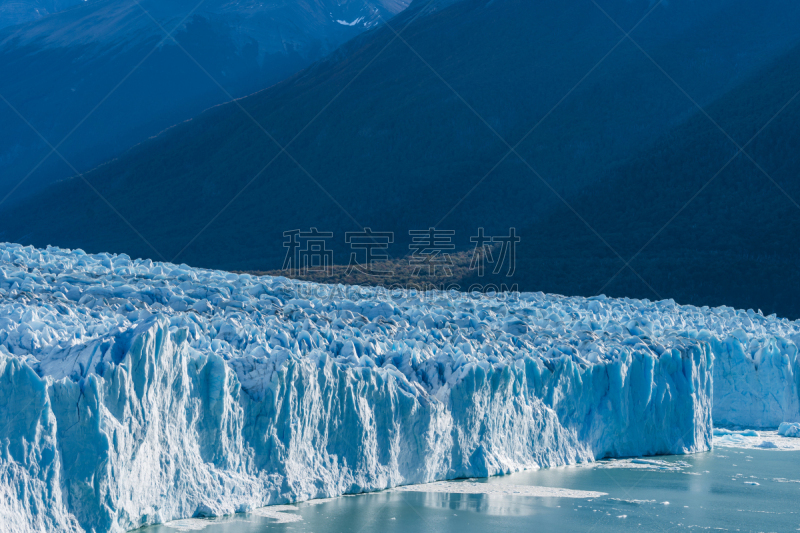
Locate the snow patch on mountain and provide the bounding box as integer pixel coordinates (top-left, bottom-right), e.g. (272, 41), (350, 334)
(337, 17), (365, 26)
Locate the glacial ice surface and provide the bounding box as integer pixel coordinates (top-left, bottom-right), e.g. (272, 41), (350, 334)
(0, 243), (796, 532)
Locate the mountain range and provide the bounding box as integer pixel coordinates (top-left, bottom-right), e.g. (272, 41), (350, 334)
(3, 0), (800, 317)
(0, 0), (407, 200)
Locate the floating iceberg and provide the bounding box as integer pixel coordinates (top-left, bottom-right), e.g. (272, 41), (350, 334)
(0, 243), (795, 532)
(778, 422), (800, 437)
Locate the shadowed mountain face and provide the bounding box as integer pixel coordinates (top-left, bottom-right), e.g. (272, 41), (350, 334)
(0, 0), (87, 29)
(0, 0), (408, 200)
(3, 0), (800, 317)
(470, 40), (800, 319)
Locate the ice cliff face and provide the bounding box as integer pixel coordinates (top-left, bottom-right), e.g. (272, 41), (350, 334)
(709, 331), (800, 427)
(0, 243), (794, 531)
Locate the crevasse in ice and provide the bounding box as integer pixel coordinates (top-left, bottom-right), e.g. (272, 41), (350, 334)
(0, 243), (796, 532)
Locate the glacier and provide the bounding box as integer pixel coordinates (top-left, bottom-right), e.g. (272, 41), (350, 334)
(0, 243), (796, 532)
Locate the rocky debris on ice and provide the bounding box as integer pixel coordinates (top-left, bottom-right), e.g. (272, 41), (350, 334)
(0, 243), (795, 531)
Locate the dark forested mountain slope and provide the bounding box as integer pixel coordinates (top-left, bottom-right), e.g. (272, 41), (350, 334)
(471, 40), (800, 318)
(0, 0), (407, 199)
(3, 0), (800, 287)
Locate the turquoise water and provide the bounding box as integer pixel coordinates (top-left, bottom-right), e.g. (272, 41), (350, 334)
(147, 449), (800, 533)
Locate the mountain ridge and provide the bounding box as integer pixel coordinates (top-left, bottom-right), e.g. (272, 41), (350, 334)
(0, 0), (88, 30)
(0, 0), (408, 200)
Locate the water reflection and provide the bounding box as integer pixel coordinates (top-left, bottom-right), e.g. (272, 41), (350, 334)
(145, 448), (800, 533)
(415, 492), (542, 517)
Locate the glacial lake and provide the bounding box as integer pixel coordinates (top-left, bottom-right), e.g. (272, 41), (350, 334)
(147, 440), (800, 533)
